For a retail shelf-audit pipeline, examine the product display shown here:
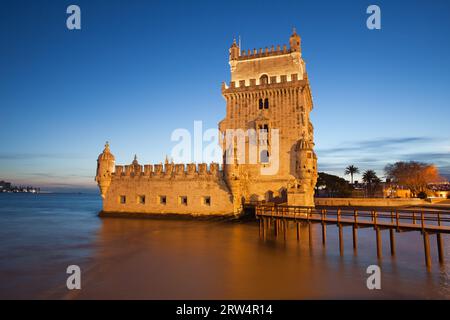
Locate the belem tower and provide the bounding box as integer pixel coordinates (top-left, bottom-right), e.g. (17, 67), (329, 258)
(96, 30), (318, 216)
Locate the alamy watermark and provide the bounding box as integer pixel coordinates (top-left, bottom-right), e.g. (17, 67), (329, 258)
(66, 5), (81, 30)
(66, 265), (81, 290)
(366, 265), (381, 290)
(170, 121), (280, 175)
(366, 5), (381, 30)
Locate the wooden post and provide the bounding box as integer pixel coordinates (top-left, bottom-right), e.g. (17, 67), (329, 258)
(283, 220), (286, 241)
(423, 232), (431, 269)
(396, 211), (399, 230)
(389, 229), (395, 256)
(322, 223), (326, 246)
(338, 224), (344, 256)
(296, 222), (300, 241)
(262, 218), (266, 240)
(259, 218), (262, 238)
(412, 212), (416, 224)
(437, 233), (444, 264)
(421, 211), (425, 230)
(274, 218), (278, 237)
(308, 222), (312, 246)
(376, 228), (382, 259)
(352, 225), (357, 251)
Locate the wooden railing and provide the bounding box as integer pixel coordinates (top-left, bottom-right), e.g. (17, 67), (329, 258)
(253, 204), (450, 268)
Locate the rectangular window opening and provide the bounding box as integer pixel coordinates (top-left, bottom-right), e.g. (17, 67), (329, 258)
(179, 196), (188, 206)
(159, 195), (167, 205)
(203, 196), (211, 206)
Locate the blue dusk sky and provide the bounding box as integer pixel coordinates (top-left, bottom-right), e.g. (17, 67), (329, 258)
(1, 0), (449, 192)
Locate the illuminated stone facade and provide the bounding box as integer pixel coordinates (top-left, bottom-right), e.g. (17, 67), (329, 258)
(96, 30), (317, 216)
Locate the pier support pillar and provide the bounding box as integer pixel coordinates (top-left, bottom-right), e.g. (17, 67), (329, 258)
(308, 222), (312, 246)
(296, 222), (300, 241)
(376, 228), (382, 259)
(274, 219), (278, 237)
(338, 225), (344, 256)
(437, 233), (444, 264)
(352, 226), (357, 252)
(322, 223), (326, 246)
(263, 218), (267, 240)
(259, 219), (262, 238)
(389, 229), (396, 256)
(423, 232), (431, 269)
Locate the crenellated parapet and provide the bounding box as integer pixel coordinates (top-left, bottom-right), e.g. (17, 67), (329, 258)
(112, 161), (222, 179)
(222, 75), (307, 92)
(236, 44), (294, 61)
(230, 29), (301, 62)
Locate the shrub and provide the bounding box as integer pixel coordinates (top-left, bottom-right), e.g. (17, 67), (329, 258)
(417, 191), (427, 199)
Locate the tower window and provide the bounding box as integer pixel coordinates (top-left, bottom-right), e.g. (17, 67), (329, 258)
(159, 195), (167, 205)
(264, 98), (269, 109)
(119, 195), (126, 204)
(203, 196), (211, 206)
(138, 195), (145, 204)
(179, 196), (188, 206)
(258, 98), (263, 109)
(260, 74), (269, 85)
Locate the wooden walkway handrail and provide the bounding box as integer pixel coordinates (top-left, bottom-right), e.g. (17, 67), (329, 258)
(255, 203), (448, 268)
(254, 204), (450, 234)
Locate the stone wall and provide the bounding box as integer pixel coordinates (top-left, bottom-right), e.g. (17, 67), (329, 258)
(103, 175), (234, 215)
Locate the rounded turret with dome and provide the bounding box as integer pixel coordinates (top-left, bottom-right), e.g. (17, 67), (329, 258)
(95, 142), (115, 198)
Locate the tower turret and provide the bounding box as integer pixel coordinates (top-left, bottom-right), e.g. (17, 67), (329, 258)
(95, 142), (115, 198)
(289, 27), (301, 52)
(287, 138), (317, 207)
(229, 38), (240, 61)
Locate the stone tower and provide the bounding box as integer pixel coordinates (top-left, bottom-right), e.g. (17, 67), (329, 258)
(220, 29), (318, 207)
(95, 142), (115, 198)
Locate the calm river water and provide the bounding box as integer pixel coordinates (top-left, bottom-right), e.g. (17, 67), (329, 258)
(0, 193), (448, 299)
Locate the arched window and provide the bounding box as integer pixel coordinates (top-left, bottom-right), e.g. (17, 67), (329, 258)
(264, 98), (269, 109)
(258, 98), (263, 109)
(259, 74), (269, 85)
(260, 150), (269, 163)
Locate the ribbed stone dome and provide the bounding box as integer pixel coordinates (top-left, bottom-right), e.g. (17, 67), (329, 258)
(98, 142), (115, 161)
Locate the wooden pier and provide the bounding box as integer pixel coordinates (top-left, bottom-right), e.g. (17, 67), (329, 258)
(252, 204), (450, 269)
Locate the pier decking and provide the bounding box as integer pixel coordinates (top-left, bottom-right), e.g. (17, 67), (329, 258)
(250, 204), (450, 269)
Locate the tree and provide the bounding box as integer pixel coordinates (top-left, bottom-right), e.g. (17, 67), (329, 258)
(315, 172), (353, 198)
(362, 170), (381, 197)
(345, 165), (360, 184)
(384, 161), (442, 197)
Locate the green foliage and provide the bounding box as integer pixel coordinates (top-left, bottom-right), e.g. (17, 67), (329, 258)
(344, 165), (359, 184)
(417, 191), (428, 199)
(316, 172), (353, 197)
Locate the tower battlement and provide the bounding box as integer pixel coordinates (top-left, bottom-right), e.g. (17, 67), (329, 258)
(236, 44), (293, 61)
(222, 74), (307, 90)
(112, 162), (222, 178)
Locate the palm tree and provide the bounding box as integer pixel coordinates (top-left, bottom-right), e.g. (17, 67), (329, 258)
(362, 170), (379, 197)
(362, 170), (378, 184)
(345, 165), (359, 184)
